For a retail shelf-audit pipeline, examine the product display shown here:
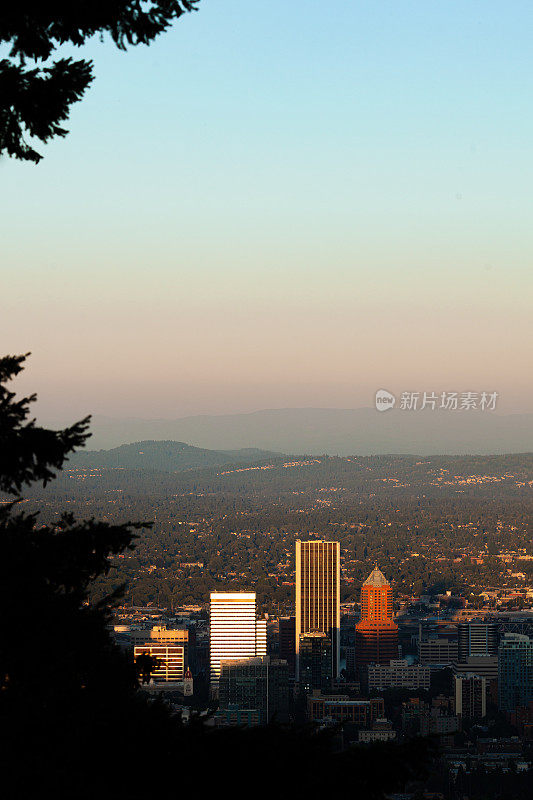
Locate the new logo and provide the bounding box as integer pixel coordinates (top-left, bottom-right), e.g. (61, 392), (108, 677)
(375, 389), (396, 412)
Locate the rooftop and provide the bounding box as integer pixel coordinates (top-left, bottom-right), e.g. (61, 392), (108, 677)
(363, 566), (390, 588)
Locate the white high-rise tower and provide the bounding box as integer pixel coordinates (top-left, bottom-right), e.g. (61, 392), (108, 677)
(209, 592), (267, 694)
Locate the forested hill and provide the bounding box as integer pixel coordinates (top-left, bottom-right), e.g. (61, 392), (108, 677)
(41, 451), (533, 503)
(67, 440), (281, 472)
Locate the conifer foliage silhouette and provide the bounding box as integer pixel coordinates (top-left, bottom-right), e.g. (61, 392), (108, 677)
(0, 355), (432, 800)
(0, 1), (199, 163)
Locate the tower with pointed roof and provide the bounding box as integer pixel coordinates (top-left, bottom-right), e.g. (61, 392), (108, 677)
(355, 565), (398, 675)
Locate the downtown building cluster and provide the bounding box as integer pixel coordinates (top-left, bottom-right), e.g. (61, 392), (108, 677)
(112, 538), (533, 770)
(207, 540), (404, 732)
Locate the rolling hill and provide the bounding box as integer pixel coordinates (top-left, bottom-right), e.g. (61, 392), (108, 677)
(68, 440), (281, 472)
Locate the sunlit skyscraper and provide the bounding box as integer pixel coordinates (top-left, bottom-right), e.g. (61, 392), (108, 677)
(295, 539), (340, 680)
(355, 565), (398, 674)
(209, 592), (267, 694)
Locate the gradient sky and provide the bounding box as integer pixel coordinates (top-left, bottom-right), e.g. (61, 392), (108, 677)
(1, 0), (532, 421)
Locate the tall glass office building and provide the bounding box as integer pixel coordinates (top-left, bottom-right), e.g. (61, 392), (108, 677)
(498, 633), (533, 712)
(295, 539), (340, 680)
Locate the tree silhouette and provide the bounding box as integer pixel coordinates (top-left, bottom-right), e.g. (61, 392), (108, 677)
(0, 1), (199, 163)
(135, 649), (157, 684)
(0, 353), (152, 796)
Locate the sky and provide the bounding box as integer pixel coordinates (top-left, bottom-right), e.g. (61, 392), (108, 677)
(1, 0), (532, 422)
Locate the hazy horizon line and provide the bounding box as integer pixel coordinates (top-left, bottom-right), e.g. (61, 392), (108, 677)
(63, 405), (533, 423)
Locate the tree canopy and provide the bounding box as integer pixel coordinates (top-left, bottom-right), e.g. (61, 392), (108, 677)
(0, 1), (199, 163)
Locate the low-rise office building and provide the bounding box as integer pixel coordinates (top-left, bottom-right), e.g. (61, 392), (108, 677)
(134, 644), (186, 683)
(368, 659), (431, 691)
(358, 718), (396, 742)
(419, 636), (458, 666)
(307, 692), (384, 726)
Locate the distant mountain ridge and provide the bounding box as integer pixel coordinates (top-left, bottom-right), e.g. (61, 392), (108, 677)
(83, 407), (533, 456)
(68, 440), (281, 471)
